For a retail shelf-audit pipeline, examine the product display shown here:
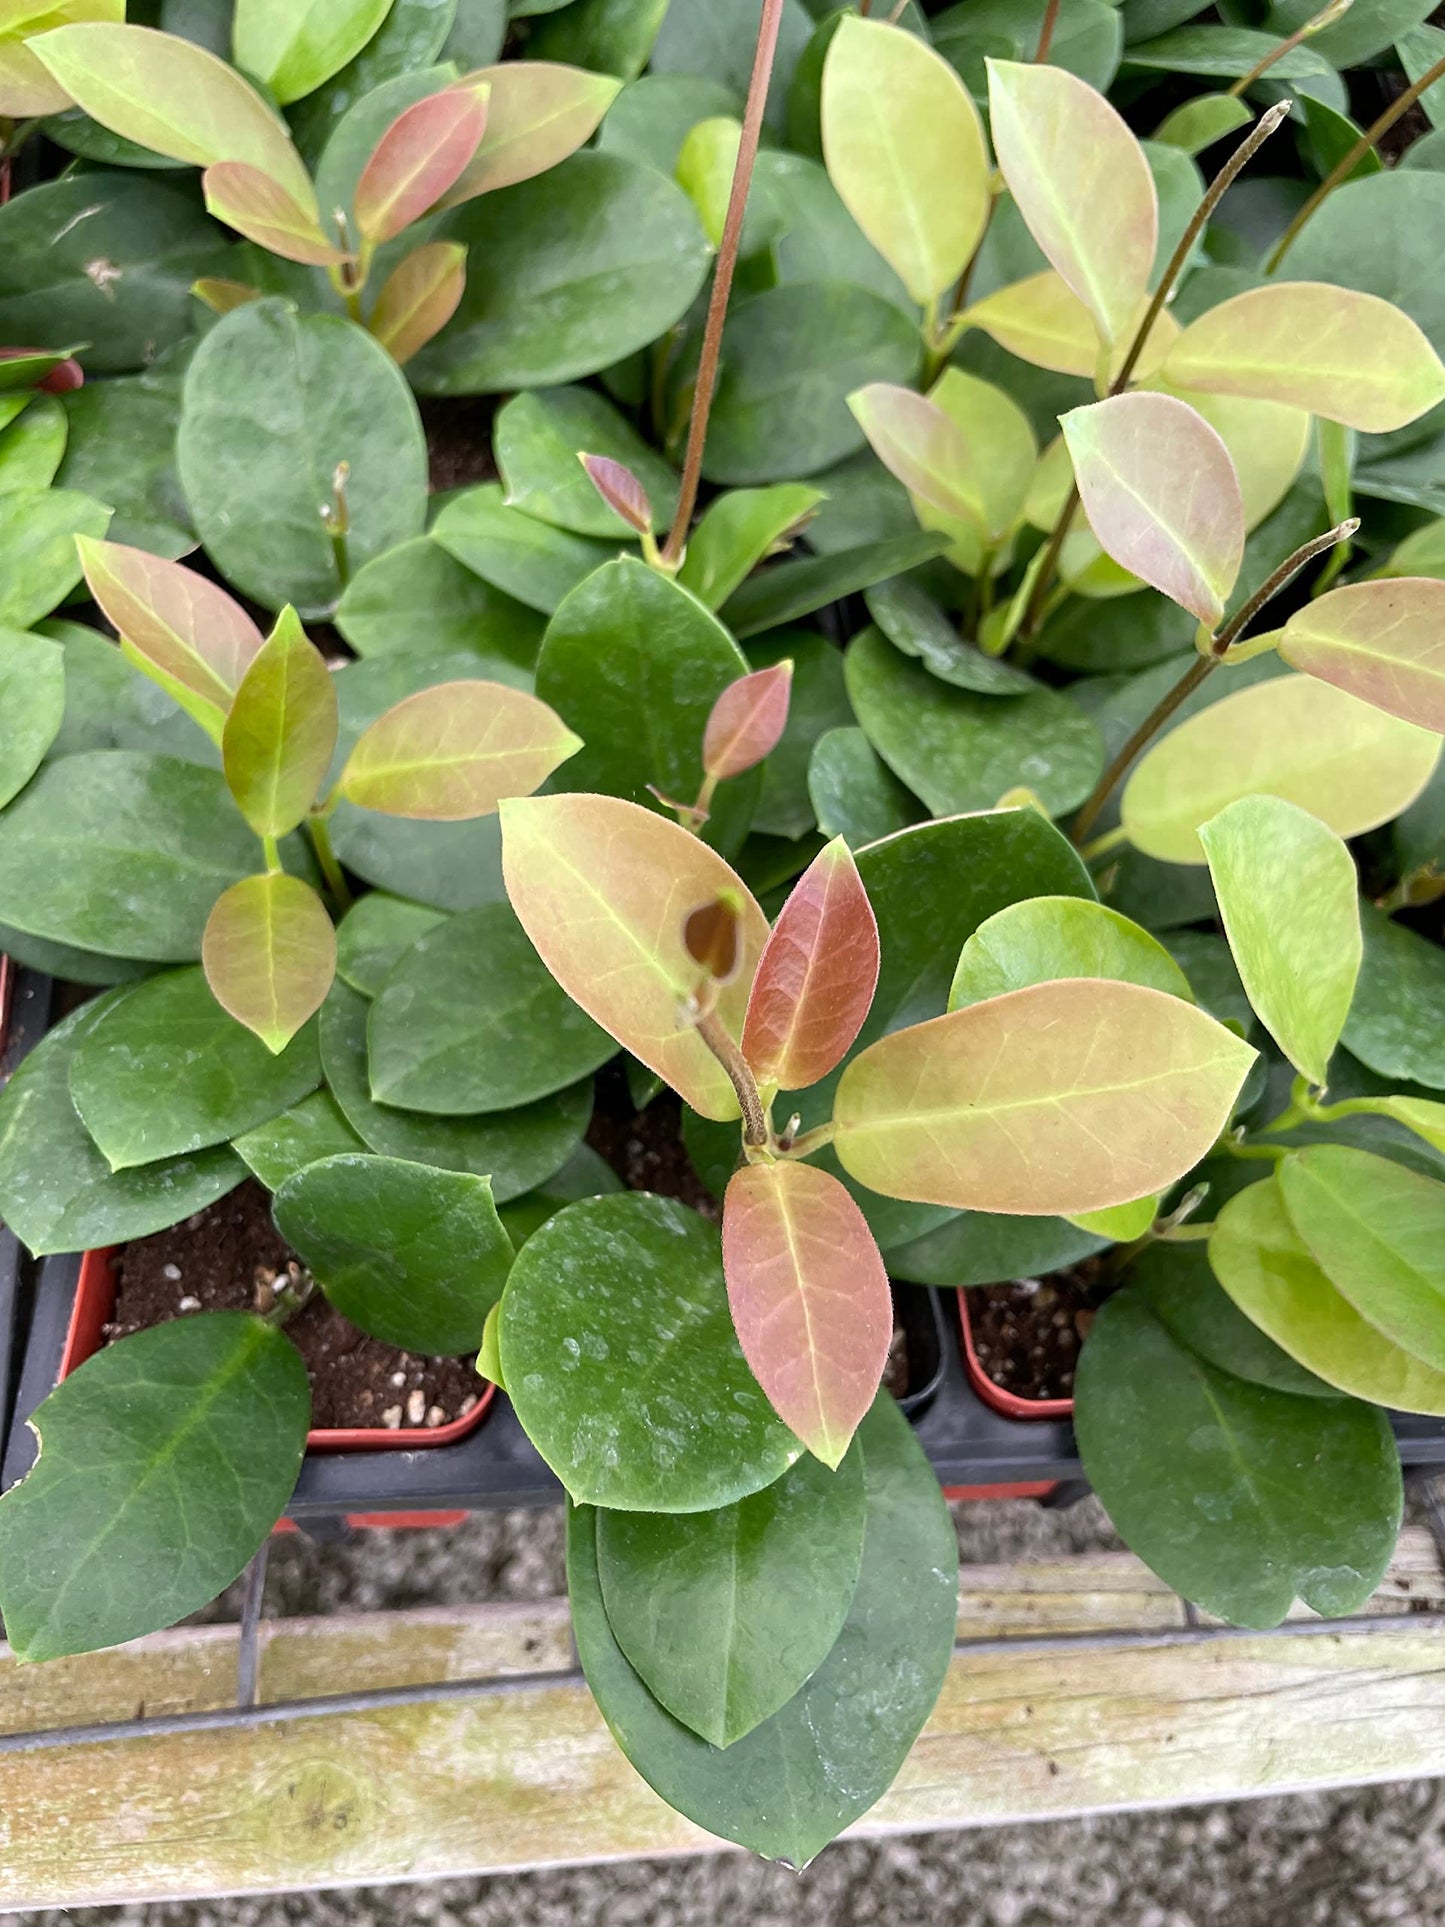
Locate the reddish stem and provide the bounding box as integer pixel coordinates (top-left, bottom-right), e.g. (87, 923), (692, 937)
(1034, 0), (1061, 60)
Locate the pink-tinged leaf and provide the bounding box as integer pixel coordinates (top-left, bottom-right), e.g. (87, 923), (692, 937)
(202, 871), (337, 1055)
(499, 792), (770, 1120)
(1061, 392), (1245, 626)
(1162, 283), (1445, 435)
(192, 277), (264, 316)
(742, 837), (879, 1092)
(833, 978), (1257, 1215)
(202, 162), (343, 267)
(76, 535), (264, 738)
(353, 86), (488, 246)
(338, 680), (581, 820)
(965, 271), (1179, 381)
(684, 891), (745, 985)
(367, 242), (467, 367)
(1279, 578), (1445, 734)
(703, 661), (794, 782)
(986, 60), (1157, 349)
(848, 383), (986, 532)
(438, 62), (621, 204)
(221, 607), (338, 839)
(723, 1159), (892, 1468)
(579, 454), (652, 536)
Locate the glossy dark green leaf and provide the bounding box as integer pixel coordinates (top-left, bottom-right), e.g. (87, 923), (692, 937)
(1165, 929), (1253, 1036)
(335, 535), (544, 667)
(0, 751), (258, 959)
(1267, 0), (1432, 68)
(335, 891), (448, 997)
(806, 726), (920, 848)
(936, 0), (1122, 90)
(1131, 1229), (1332, 1398)
(694, 284), (922, 485)
(56, 365), (191, 558)
(535, 556), (757, 854)
(495, 1140), (622, 1249)
(431, 485), (625, 615)
(595, 71), (741, 172)
(0, 486), (113, 629)
(41, 621), (216, 769)
(0, 1311), (309, 1660)
(274, 1152), (513, 1352)
(231, 1088), (366, 1190)
(650, 0), (813, 133)
(528, 0), (667, 79)
(1036, 588), (1195, 675)
(764, 149), (914, 312)
(0, 629), (65, 808)
(494, 385), (678, 537)
(319, 978), (588, 1197)
(744, 632), (852, 841)
(866, 577), (1039, 694)
(568, 1392), (957, 1865)
(330, 805), (509, 910)
(1288, 173), (1445, 357)
(409, 153), (710, 394)
(69, 966), (321, 1169)
(366, 901), (615, 1112)
(1122, 23), (1332, 77)
(178, 299), (429, 616)
(0, 994), (247, 1256)
(596, 1443), (866, 1748)
(500, 1193), (801, 1510)
(721, 533), (950, 639)
(0, 174), (222, 375)
(885, 1210), (1103, 1288)
(1343, 902), (1445, 1091)
(844, 625), (1103, 817)
(0, 924), (155, 989)
(1075, 1286), (1400, 1628)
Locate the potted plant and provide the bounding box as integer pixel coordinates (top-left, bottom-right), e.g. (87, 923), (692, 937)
(0, 0), (1441, 1866)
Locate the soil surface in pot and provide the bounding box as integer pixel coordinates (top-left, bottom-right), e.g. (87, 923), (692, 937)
(104, 1180), (486, 1432)
(966, 1255), (1115, 1402)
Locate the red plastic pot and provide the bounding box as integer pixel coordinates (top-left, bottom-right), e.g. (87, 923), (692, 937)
(941, 1288), (1070, 1502)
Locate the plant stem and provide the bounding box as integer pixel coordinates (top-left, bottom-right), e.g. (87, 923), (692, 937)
(1034, 0), (1061, 60)
(261, 834), (282, 874)
(1226, 0), (1336, 98)
(1214, 516), (1358, 652)
(1267, 52), (1445, 272)
(782, 1119), (837, 1159)
(307, 815), (353, 914)
(661, 0), (787, 567)
(695, 1008), (770, 1146)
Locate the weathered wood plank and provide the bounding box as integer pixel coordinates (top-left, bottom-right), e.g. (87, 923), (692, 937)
(0, 1533), (1441, 1907)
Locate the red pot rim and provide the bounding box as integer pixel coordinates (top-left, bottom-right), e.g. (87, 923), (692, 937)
(63, 1246), (495, 1450)
(956, 1286), (1074, 1421)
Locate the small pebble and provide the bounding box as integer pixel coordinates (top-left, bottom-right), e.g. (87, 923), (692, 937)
(177, 1295), (201, 1313)
(406, 1388), (426, 1425)
(381, 1405), (402, 1429)
(162, 1263), (183, 1282)
(390, 1371), (406, 1388)
(458, 1394), (478, 1416)
(426, 1405), (446, 1427)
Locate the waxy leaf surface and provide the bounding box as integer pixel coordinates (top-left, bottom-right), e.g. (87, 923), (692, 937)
(232, 1089), (364, 1192)
(368, 241), (468, 367)
(949, 896), (1190, 1011)
(439, 62), (621, 201)
(499, 793), (768, 1119)
(1279, 578), (1445, 734)
(703, 662), (793, 783)
(1199, 795), (1361, 1084)
(354, 85), (487, 243)
(1344, 906), (1445, 1092)
(201, 163), (341, 267)
(1062, 392), (1244, 625)
(678, 484), (825, 610)
(833, 978), (1255, 1214)
(723, 1160), (892, 1468)
(222, 609), (338, 839)
(338, 680), (580, 819)
(202, 873), (337, 1056)
(495, 384), (676, 538)
(232, 0), (394, 106)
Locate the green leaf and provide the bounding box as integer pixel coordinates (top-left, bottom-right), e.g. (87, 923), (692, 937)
(677, 484), (826, 611)
(178, 299), (429, 618)
(0, 392), (66, 493)
(336, 535), (544, 666)
(438, 61), (622, 201)
(720, 533), (950, 640)
(937, 0), (1123, 92)
(1288, 173), (1445, 361)
(597, 70), (742, 173)
(1122, 675), (1443, 864)
(1199, 795), (1360, 1085)
(202, 872), (338, 1055)
(528, 0), (667, 81)
(596, 1444), (866, 1748)
(1344, 903), (1445, 1091)
(1152, 91), (1251, 155)
(409, 152), (710, 394)
(1130, 1232), (1330, 1398)
(649, 0), (813, 133)
(1074, 1284), (1399, 1627)
(568, 1391), (957, 1866)
(0, 750), (260, 959)
(494, 1140), (621, 1250)
(1279, 578), (1445, 736)
(319, 978), (588, 1197)
(288, 0), (459, 164)
(1277, 1145), (1445, 1372)
(843, 624), (1104, 817)
(312, 62), (457, 231)
(274, 1152), (512, 1352)
(866, 577), (1039, 696)
(745, 631), (852, 841)
(232, 1088), (365, 1190)
(949, 895), (1191, 1012)
(0, 486), (111, 629)
(222, 608), (338, 838)
(0, 1311), (309, 1660)
(56, 366), (191, 555)
(500, 1193), (801, 1509)
(1211, 1175), (1445, 1413)
(494, 385), (678, 538)
(806, 726), (919, 847)
(234, 0), (396, 106)
(336, 891), (448, 997)
(0, 629), (64, 808)
(0, 992), (246, 1256)
(1121, 24), (1333, 78)
(886, 1209), (1104, 1288)
(431, 483), (625, 614)
(366, 901), (614, 1112)
(820, 14), (989, 307)
(69, 964), (322, 1168)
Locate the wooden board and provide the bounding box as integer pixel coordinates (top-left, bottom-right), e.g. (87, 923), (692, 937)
(1, 1532), (1443, 1907)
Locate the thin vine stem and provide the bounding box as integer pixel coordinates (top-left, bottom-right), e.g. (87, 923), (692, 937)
(1267, 51), (1445, 272)
(1034, 0), (1061, 61)
(661, 0), (787, 566)
(695, 1008), (769, 1146)
(307, 815), (353, 914)
(1226, 0), (1347, 97)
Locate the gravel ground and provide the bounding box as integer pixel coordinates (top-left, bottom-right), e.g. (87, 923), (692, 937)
(7, 1497), (1443, 1927)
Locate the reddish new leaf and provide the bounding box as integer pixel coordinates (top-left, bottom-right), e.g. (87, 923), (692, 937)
(202, 872), (336, 1054)
(702, 661), (793, 782)
(353, 86), (488, 246)
(202, 162), (344, 266)
(723, 1159), (892, 1468)
(338, 679), (581, 819)
(367, 242), (467, 367)
(579, 453), (652, 536)
(742, 837), (879, 1093)
(1279, 578), (1445, 734)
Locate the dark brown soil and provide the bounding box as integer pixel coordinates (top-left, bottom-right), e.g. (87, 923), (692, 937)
(966, 1255), (1116, 1402)
(421, 396), (499, 493)
(105, 1179), (487, 1432)
(586, 1067), (722, 1219)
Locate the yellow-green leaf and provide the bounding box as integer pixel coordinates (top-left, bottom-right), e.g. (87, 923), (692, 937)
(964, 270), (1178, 382)
(1122, 673), (1443, 863)
(923, 367), (1036, 545)
(847, 383), (986, 534)
(438, 63), (621, 204)
(0, 0), (121, 116)
(499, 791), (770, 1120)
(1061, 392), (1244, 625)
(1069, 1195), (1159, 1240)
(833, 977), (1255, 1215)
(367, 241), (468, 367)
(221, 607), (338, 840)
(231, 0), (393, 109)
(986, 60), (1157, 348)
(202, 872), (337, 1054)
(1279, 578), (1445, 735)
(821, 14), (990, 306)
(1162, 283), (1445, 434)
(1199, 795), (1360, 1085)
(675, 115), (740, 248)
(202, 162), (343, 268)
(1160, 385), (1310, 532)
(338, 680), (581, 819)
